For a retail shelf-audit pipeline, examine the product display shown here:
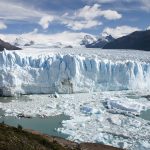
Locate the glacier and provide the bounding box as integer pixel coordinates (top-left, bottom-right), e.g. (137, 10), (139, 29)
(0, 48), (150, 96)
(1, 48), (150, 149)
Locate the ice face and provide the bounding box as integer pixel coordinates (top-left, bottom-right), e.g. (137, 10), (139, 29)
(0, 49), (150, 96)
(1, 48), (150, 149)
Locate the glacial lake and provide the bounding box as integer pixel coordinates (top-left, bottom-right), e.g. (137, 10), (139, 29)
(0, 96), (70, 139)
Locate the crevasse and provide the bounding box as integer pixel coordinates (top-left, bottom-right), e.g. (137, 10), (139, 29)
(0, 50), (150, 96)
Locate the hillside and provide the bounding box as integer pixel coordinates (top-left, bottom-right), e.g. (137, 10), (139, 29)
(103, 30), (150, 51)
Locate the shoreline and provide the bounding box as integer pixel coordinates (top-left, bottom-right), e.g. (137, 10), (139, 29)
(0, 123), (122, 150)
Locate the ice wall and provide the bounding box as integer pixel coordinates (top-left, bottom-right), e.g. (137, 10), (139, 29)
(0, 50), (150, 96)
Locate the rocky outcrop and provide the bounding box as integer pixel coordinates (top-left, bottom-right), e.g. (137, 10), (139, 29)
(0, 39), (21, 51)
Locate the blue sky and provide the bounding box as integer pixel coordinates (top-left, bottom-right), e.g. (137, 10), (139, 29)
(0, 0), (150, 38)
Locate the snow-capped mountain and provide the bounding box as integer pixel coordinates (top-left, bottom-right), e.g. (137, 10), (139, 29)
(80, 35), (97, 46)
(11, 36), (75, 48)
(85, 35), (115, 48)
(13, 37), (35, 47)
(2, 33), (114, 49)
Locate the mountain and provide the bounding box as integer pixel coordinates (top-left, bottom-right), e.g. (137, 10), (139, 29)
(14, 37), (35, 47)
(85, 35), (115, 48)
(0, 39), (21, 51)
(103, 30), (150, 51)
(80, 35), (97, 46)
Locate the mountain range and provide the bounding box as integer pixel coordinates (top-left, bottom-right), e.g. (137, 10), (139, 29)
(103, 30), (150, 51)
(0, 29), (150, 51)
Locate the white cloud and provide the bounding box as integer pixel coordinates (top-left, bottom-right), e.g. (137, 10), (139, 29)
(95, 0), (115, 3)
(0, 22), (7, 30)
(84, 0), (116, 3)
(0, 0), (123, 32)
(0, 1), (45, 21)
(101, 10), (122, 20)
(61, 4), (121, 31)
(102, 26), (140, 38)
(76, 4), (122, 20)
(64, 19), (102, 30)
(140, 0), (150, 11)
(76, 4), (102, 20)
(39, 16), (54, 29)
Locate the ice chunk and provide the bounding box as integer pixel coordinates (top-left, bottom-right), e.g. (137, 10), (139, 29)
(54, 92), (59, 98)
(106, 99), (146, 115)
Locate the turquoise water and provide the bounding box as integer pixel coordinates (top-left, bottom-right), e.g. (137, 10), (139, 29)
(0, 114), (69, 138)
(0, 96), (70, 139)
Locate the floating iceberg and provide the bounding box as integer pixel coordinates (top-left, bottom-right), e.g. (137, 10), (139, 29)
(106, 99), (146, 116)
(0, 49), (150, 96)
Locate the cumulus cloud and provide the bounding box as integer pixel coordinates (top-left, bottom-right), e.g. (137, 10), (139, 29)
(39, 16), (54, 29)
(76, 4), (122, 20)
(0, 22), (7, 30)
(102, 26), (140, 38)
(101, 10), (122, 20)
(63, 19), (102, 30)
(61, 4), (121, 31)
(0, 0), (123, 32)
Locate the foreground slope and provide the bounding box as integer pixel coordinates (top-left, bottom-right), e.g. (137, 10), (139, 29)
(104, 30), (150, 51)
(0, 123), (120, 150)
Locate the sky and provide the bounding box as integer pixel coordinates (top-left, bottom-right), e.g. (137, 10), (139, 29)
(0, 0), (150, 39)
